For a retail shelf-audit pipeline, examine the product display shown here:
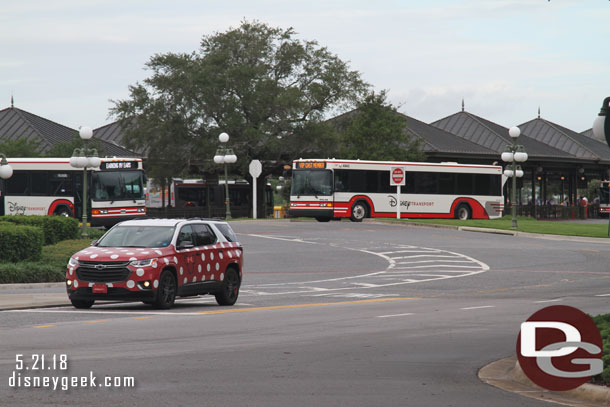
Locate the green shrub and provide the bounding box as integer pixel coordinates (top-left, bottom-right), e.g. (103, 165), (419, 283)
(0, 223), (43, 262)
(0, 215), (79, 245)
(0, 238), (92, 283)
(0, 262), (64, 283)
(592, 314), (610, 385)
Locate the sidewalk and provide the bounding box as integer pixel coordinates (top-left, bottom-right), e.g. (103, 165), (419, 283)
(0, 282), (69, 310)
(479, 356), (610, 407)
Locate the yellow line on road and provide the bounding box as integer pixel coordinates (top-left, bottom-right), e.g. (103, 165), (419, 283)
(196, 297), (418, 315)
(84, 320), (107, 324)
(133, 316), (154, 320)
(33, 324), (56, 328)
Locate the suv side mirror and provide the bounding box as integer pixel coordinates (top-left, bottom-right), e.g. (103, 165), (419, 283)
(177, 241), (195, 250)
(91, 240), (98, 246)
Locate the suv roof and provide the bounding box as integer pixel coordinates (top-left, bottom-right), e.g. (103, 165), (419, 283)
(116, 218), (228, 227)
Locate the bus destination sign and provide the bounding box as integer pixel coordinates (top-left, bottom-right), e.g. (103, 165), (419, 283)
(297, 161), (326, 169)
(101, 161), (139, 170)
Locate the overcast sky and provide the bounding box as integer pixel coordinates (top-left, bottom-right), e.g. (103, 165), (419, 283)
(1, 0), (608, 133)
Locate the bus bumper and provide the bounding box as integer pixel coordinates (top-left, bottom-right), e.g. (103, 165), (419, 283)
(90, 214), (147, 228)
(288, 208), (334, 218)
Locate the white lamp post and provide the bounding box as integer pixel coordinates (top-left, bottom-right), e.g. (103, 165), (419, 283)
(70, 126), (100, 238)
(213, 132), (237, 219)
(502, 126), (528, 230)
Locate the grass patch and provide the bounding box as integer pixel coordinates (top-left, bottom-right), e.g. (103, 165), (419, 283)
(402, 216), (609, 238)
(0, 238), (93, 284)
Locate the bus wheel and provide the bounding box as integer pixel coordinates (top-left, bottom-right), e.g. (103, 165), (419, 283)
(455, 204), (471, 220)
(54, 207), (73, 217)
(316, 217), (331, 222)
(350, 202), (368, 222)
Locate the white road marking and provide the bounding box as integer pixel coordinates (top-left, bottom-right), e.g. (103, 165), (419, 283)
(595, 293), (610, 297)
(242, 236), (489, 295)
(534, 299), (563, 303)
(376, 313), (414, 318)
(461, 305), (495, 310)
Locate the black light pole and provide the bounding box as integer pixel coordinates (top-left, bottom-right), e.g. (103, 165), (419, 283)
(501, 126), (528, 229)
(69, 127), (101, 238)
(213, 132), (237, 220)
(593, 97), (610, 237)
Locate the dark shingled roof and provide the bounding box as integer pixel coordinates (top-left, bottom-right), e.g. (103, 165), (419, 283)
(0, 106), (139, 157)
(94, 120), (148, 156)
(519, 118), (610, 163)
(402, 114), (497, 156)
(431, 111), (575, 160)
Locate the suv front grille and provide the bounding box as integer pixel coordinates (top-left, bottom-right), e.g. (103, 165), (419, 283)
(76, 261), (131, 283)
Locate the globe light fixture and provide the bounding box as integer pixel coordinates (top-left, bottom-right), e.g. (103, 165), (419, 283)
(0, 154), (13, 180)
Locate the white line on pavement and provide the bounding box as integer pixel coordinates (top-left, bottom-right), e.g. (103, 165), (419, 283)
(376, 313), (414, 318)
(461, 305), (495, 310)
(595, 294), (610, 297)
(534, 299), (563, 303)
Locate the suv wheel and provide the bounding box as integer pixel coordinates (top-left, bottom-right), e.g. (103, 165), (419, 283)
(215, 268), (240, 306)
(71, 299), (94, 309)
(154, 270), (177, 309)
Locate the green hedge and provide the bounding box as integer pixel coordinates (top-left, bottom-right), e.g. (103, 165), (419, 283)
(593, 314), (610, 385)
(0, 223), (44, 262)
(0, 262), (64, 283)
(0, 215), (79, 245)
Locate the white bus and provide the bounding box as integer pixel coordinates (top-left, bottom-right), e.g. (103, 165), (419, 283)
(1, 157), (146, 227)
(288, 159), (505, 222)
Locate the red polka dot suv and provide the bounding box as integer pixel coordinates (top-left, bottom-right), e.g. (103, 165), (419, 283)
(66, 218), (243, 309)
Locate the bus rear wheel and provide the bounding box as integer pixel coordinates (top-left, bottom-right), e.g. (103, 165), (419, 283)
(454, 204), (471, 220)
(350, 202), (368, 222)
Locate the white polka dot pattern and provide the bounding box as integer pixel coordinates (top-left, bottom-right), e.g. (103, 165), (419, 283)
(126, 280), (135, 288)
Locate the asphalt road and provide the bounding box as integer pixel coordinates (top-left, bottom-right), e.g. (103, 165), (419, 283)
(1, 220), (610, 406)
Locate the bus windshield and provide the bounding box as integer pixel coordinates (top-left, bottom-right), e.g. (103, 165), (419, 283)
(291, 170), (333, 196)
(92, 170), (145, 201)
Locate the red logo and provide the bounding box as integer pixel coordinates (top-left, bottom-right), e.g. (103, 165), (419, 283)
(516, 305), (602, 391)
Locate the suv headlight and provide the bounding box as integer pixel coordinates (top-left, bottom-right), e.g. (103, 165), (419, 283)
(68, 257), (79, 267)
(130, 258), (158, 268)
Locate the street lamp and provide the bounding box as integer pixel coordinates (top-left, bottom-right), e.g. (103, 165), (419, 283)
(69, 126), (101, 238)
(0, 154), (13, 180)
(501, 126), (528, 229)
(592, 97), (610, 236)
(213, 132), (237, 219)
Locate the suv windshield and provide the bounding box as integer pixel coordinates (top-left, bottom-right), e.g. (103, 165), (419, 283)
(97, 226), (175, 248)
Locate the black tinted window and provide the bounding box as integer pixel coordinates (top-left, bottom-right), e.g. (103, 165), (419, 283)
(192, 224), (216, 246)
(215, 223), (238, 242)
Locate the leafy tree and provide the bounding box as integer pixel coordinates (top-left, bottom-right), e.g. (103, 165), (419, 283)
(0, 138), (42, 157)
(334, 91), (425, 161)
(47, 135), (101, 157)
(110, 20), (369, 180)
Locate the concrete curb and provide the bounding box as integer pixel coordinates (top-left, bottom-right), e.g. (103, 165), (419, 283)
(479, 356), (610, 407)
